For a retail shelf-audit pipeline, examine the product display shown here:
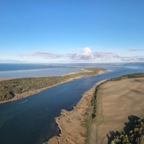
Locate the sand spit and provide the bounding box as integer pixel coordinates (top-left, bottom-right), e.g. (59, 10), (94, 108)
(45, 81), (105, 144)
(88, 77), (144, 144)
(0, 69), (105, 104)
(62, 68), (97, 76)
(0, 76), (85, 104)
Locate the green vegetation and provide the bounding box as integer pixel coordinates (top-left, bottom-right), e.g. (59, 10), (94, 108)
(109, 73), (144, 81)
(0, 68), (105, 102)
(91, 85), (100, 119)
(90, 80), (107, 120)
(109, 116), (144, 144)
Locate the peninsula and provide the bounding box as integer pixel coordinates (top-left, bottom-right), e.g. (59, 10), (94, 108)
(0, 68), (106, 104)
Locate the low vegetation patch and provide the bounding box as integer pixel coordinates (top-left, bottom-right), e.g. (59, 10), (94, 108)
(91, 84), (101, 119)
(109, 73), (144, 81)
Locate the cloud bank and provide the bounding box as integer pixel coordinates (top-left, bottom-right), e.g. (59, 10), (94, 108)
(32, 52), (63, 59)
(128, 48), (141, 52)
(19, 47), (144, 63)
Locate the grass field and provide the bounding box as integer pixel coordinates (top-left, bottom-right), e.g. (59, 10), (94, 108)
(88, 73), (144, 144)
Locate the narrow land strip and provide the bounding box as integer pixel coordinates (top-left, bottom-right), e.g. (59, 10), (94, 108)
(0, 68), (105, 104)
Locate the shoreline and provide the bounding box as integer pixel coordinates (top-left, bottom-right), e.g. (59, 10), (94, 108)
(0, 76), (82, 104)
(61, 68), (94, 76)
(0, 69), (105, 104)
(46, 80), (106, 144)
(46, 72), (144, 144)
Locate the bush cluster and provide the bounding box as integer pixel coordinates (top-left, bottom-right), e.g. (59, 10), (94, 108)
(110, 117), (144, 144)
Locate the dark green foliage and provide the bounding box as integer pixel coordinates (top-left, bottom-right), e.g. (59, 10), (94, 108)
(91, 113), (96, 119)
(108, 115), (144, 144)
(3, 91), (15, 101)
(91, 89), (98, 118)
(91, 82), (104, 119)
(109, 73), (144, 81)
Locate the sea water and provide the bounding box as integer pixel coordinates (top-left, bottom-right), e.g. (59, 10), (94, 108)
(0, 63), (82, 78)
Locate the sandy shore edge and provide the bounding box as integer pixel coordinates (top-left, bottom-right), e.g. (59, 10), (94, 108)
(45, 80), (106, 144)
(61, 68), (93, 76)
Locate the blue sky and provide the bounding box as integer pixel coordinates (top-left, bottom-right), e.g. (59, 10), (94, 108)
(0, 0), (144, 63)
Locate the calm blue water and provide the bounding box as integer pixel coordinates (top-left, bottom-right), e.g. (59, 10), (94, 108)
(0, 63), (82, 78)
(0, 63), (144, 144)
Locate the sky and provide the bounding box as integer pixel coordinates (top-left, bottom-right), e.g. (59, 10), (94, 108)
(0, 0), (144, 63)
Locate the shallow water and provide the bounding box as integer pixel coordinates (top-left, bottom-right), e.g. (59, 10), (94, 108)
(0, 63), (82, 78)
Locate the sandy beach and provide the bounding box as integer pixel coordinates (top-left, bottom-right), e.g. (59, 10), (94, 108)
(88, 77), (144, 144)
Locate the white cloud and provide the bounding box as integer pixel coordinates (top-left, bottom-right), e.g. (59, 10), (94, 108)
(81, 47), (93, 56)
(80, 47), (94, 60)
(128, 48), (141, 52)
(32, 51), (63, 59)
(68, 47), (95, 60)
(0, 59), (26, 63)
(18, 47), (144, 63)
(68, 47), (119, 61)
